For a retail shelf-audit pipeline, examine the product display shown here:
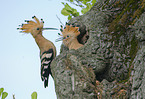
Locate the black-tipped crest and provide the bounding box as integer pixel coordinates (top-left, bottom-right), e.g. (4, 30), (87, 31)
(18, 24), (23, 27)
(60, 29), (63, 32)
(76, 25), (80, 27)
(71, 23), (75, 25)
(25, 20), (29, 22)
(32, 16), (36, 18)
(19, 31), (23, 33)
(60, 25), (63, 28)
(57, 23), (84, 50)
(41, 19), (44, 23)
(17, 28), (20, 30)
(17, 16), (58, 34)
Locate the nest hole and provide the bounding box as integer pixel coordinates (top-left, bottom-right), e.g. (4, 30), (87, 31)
(77, 25), (89, 44)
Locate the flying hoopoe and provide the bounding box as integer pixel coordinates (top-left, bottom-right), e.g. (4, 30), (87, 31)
(56, 24), (84, 50)
(17, 16), (57, 88)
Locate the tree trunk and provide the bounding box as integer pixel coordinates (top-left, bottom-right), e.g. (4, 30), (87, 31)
(51, 0), (145, 98)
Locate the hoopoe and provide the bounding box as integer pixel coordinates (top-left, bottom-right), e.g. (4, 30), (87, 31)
(56, 24), (83, 50)
(17, 16), (57, 88)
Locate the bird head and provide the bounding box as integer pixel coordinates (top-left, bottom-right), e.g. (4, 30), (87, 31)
(56, 24), (80, 46)
(17, 16), (58, 38)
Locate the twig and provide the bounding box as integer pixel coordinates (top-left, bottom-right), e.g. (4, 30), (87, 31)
(56, 15), (64, 26)
(13, 94), (15, 99)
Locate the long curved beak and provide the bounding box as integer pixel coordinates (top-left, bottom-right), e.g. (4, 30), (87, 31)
(43, 28), (58, 30)
(55, 37), (64, 42)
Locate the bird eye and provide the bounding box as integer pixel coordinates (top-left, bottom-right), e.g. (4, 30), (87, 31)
(37, 28), (40, 30)
(63, 35), (70, 40)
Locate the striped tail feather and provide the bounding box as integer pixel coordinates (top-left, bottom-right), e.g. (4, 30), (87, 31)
(40, 49), (54, 88)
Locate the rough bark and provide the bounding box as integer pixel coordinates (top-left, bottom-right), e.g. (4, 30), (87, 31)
(131, 13), (145, 99)
(51, 0), (145, 98)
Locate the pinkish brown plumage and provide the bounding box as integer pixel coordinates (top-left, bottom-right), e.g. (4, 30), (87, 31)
(57, 24), (83, 50)
(17, 16), (57, 88)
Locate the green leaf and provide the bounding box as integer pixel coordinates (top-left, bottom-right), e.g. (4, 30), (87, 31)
(61, 0), (95, 18)
(85, 0), (91, 2)
(72, 9), (79, 16)
(81, 8), (88, 14)
(65, 3), (73, 12)
(68, 15), (72, 20)
(31, 92), (37, 99)
(72, 9), (77, 14)
(76, 12), (80, 16)
(81, 3), (92, 14)
(86, 3), (91, 9)
(61, 2), (64, 5)
(82, 1), (87, 5)
(91, 0), (96, 5)
(0, 88), (4, 97)
(61, 8), (71, 16)
(2, 92), (8, 99)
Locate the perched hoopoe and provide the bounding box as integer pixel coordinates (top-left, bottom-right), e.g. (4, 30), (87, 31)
(17, 16), (57, 88)
(56, 24), (83, 50)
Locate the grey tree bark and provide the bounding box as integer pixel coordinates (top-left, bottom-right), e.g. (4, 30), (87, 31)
(51, 0), (145, 98)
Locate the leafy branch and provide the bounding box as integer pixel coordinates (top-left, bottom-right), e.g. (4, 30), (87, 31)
(31, 92), (37, 99)
(61, 0), (96, 20)
(0, 88), (37, 99)
(0, 88), (8, 99)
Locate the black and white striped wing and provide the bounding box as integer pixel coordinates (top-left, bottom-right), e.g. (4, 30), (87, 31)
(40, 49), (54, 88)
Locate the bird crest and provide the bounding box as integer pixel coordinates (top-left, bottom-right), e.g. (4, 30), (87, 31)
(56, 24), (80, 42)
(17, 16), (44, 33)
(17, 16), (58, 37)
(56, 23), (84, 50)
